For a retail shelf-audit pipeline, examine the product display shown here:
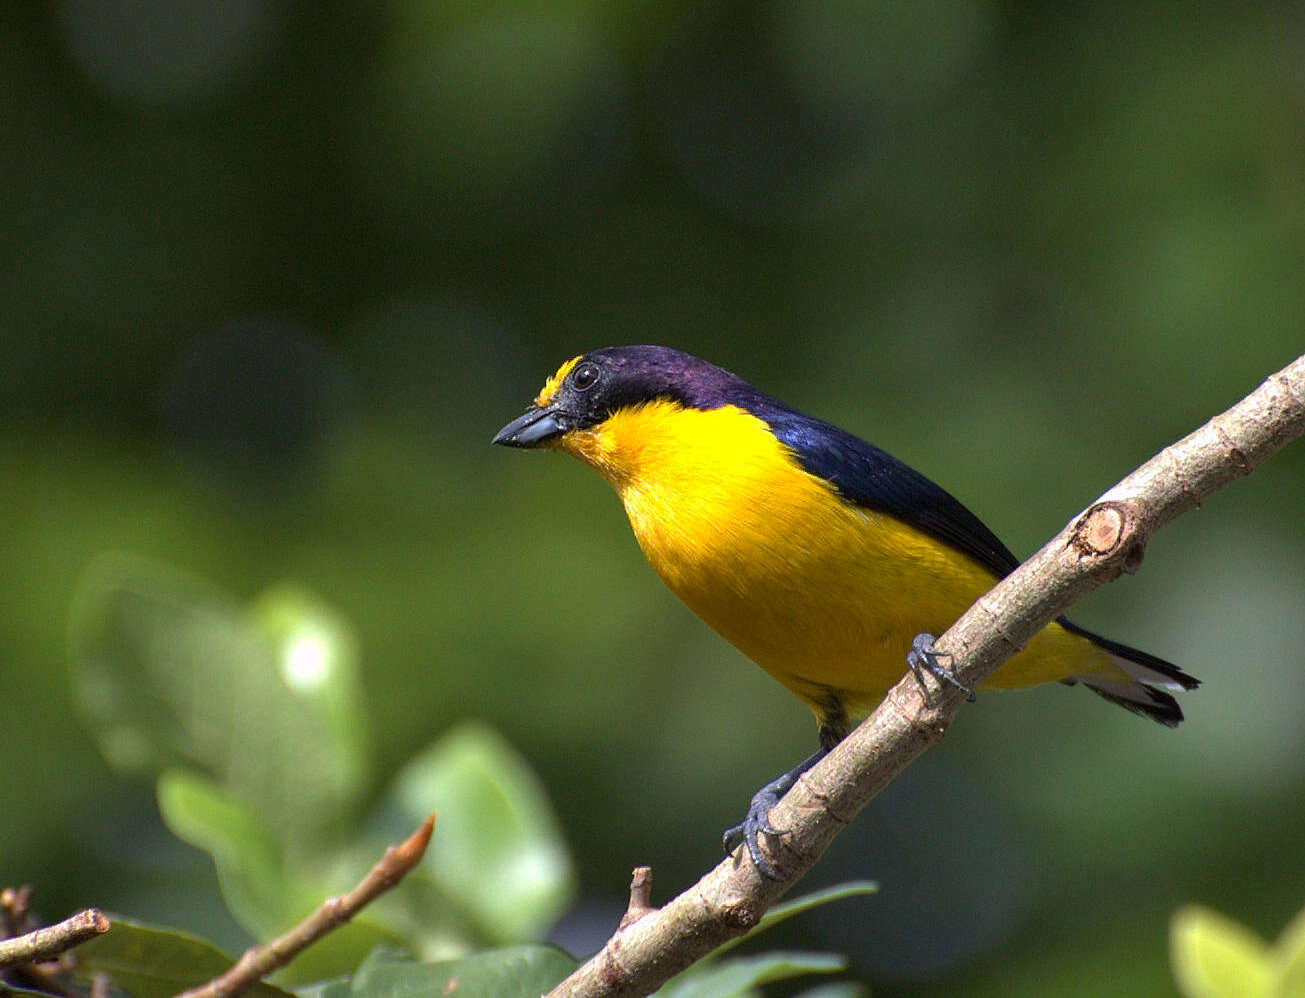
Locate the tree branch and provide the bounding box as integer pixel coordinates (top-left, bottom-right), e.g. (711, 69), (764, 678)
(545, 353), (1305, 998)
(175, 814), (436, 998)
(0, 908), (109, 970)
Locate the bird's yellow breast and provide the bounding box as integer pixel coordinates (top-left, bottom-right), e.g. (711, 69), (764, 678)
(555, 400), (1111, 721)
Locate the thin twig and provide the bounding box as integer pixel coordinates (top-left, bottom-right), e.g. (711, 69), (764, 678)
(0, 908), (110, 969)
(618, 868), (656, 930)
(175, 813), (436, 998)
(545, 353), (1305, 998)
(1, 886), (34, 939)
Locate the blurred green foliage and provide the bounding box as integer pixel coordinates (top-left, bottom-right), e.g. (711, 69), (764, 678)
(64, 560), (574, 982)
(1171, 903), (1305, 998)
(4, 0), (1305, 994)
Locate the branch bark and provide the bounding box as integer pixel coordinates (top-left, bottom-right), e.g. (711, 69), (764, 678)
(0, 908), (109, 969)
(545, 353), (1305, 998)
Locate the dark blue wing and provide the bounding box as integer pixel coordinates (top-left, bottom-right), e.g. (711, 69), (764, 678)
(606, 348), (1022, 579)
(753, 399), (1021, 580)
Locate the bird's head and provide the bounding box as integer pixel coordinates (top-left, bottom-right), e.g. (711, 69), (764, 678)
(493, 346), (751, 476)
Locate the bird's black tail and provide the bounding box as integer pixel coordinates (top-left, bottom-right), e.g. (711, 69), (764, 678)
(1057, 617), (1200, 726)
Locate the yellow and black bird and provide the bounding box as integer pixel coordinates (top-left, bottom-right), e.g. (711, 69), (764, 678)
(493, 345), (1197, 875)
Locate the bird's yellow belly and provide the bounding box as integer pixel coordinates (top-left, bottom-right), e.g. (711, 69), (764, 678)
(616, 436), (1103, 721)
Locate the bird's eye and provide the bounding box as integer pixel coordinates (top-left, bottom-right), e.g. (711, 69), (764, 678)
(571, 361), (600, 391)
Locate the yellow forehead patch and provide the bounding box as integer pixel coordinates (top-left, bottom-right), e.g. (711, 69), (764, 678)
(534, 355), (583, 407)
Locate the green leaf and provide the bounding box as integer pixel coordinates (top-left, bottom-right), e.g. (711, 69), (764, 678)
(656, 952), (846, 998)
(663, 879), (877, 985)
(655, 881), (876, 995)
(334, 944), (577, 998)
(69, 557), (370, 849)
(157, 770), (402, 982)
(791, 984), (869, 998)
(291, 980), (354, 998)
(156, 769), (306, 937)
(247, 585), (371, 812)
(1171, 905), (1272, 998)
(728, 881), (877, 955)
(1270, 901), (1305, 996)
(69, 917), (293, 998)
(384, 722), (574, 943)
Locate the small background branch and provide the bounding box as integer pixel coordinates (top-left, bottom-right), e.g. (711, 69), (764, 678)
(0, 907), (109, 970)
(545, 353), (1305, 998)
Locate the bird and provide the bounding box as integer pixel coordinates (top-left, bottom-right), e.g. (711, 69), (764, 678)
(493, 345), (1198, 877)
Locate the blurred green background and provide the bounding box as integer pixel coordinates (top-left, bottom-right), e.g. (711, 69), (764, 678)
(3, 0), (1305, 993)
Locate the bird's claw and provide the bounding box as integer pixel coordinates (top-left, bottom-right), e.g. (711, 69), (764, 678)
(722, 784), (785, 879)
(906, 632), (976, 701)
(722, 748), (827, 880)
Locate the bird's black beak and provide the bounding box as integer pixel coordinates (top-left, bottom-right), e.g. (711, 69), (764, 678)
(492, 406), (565, 448)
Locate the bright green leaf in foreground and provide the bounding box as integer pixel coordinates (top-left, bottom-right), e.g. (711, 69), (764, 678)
(69, 917), (292, 998)
(156, 769), (309, 937)
(157, 770), (404, 983)
(1272, 902), (1305, 996)
(384, 722), (575, 943)
(1171, 905), (1271, 998)
(1172, 898), (1305, 998)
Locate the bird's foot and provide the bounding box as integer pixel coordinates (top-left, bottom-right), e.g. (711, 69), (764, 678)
(721, 748), (827, 880)
(906, 632), (975, 702)
(721, 783), (786, 880)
